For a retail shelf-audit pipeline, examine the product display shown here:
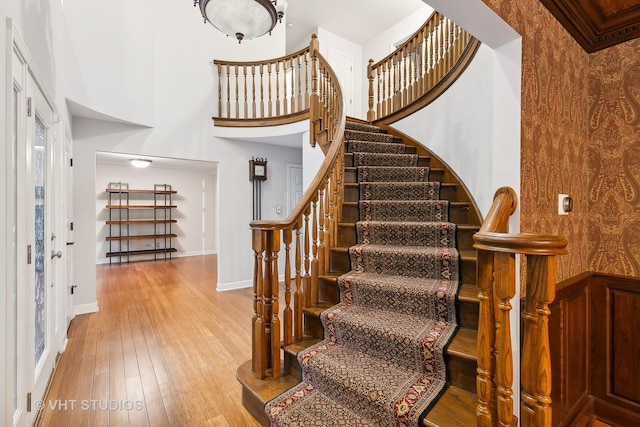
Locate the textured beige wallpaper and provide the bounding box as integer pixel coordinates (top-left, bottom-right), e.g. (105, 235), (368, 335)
(588, 40), (640, 276)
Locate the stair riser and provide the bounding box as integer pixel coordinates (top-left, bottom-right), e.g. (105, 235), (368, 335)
(461, 258), (476, 285)
(457, 228), (477, 251)
(304, 312), (325, 338)
(458, 300), (479, 330)
(284, 351), (302, 381)
(318, 277), (340, 304)
(447, 356), (477, 393)
(344, 185), (359, 202)
(329, 250), (351, 273)
(449, 205), (470, 224)
(439, 185), (458, 201)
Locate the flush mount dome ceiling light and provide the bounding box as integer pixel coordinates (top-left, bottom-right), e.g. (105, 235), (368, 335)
(195, 0), (287, 43)
(130, 158), (152, 168)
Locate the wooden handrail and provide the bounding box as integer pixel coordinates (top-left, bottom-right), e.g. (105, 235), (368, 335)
(473, 187), (568, 427)
(367, 11), (480, 124)
(248, 34), (346, 380)
(213, 43), (312, 125)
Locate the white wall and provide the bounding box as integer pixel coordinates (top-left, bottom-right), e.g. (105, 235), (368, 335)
(316, 28), (364, 119)
(95, 161), (217, 263)
(394, 44), (496, 216)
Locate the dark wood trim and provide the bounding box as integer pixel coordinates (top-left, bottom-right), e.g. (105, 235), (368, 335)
(592, 397), (640, 426)
(538, 0), (640, 53)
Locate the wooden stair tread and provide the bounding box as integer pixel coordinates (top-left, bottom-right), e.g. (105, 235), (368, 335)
(459, 249), (476, 261)
(283, 338), (323, 355)
(423, 385), (477, 427)
(458, 283), (478, 302)
(303, 303), (335, 317)
(237, 360), (299, 426)
(447, 327), (477, 361)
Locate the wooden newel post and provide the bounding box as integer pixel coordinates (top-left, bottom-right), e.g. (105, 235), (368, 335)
(252, 229), (266, 378)
(367, 59), (375, 121)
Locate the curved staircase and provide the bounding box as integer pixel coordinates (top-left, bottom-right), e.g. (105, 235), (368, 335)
(239, 118), (483, 426)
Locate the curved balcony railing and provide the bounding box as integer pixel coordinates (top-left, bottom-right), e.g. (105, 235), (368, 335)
(248, 35), (346, 380)
(213, 44), (312, 127)
(367, 11), (480, 124)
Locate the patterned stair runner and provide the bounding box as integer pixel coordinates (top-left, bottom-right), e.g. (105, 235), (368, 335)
(266, 120), (460, 426)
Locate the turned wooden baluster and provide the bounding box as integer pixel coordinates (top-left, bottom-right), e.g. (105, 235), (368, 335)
(283, 228), (293, 346)
(275, 61), (281, 116)
(252, 229), (266, 378)
(251, 64), (257, 118)
(216, 63), (223, 118)
(311, 195), (319, 305)
(294, 218), (304, 340)
(317, 186), (326, 281)
(259, 64), (265, 118)
(323, 178), (332, 275)
(303, 206), (311, 308)
(494, 251), (516, 427)
(266, 230), (280, 378)
(267, 62), (273, 118)
(476, 249), (496, 427)
(521, 254), (557, 427)
(226, 64), (231, 118)
(234, 64), (239, 119)
(243, 65), (248, 119)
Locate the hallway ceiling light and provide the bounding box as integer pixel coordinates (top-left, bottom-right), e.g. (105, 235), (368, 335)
(130, 158), (152, 168)
(195, 0), (287, 43)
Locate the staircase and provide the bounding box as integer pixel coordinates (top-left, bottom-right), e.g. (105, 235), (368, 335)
(238, 118), (483, 426)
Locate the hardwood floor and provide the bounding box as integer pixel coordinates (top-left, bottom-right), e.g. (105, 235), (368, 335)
(37, 255), (261, 427)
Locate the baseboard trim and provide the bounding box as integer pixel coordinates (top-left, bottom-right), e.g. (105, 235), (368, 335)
(217, 279), (252, 292)
(593, 396), (640, 426)
(74, 301), (99, 315)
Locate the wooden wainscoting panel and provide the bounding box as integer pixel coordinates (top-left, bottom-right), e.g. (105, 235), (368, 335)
(591, 274), (640, 422)
(550, 274), (591, 426)
(609, 287), (640, 403)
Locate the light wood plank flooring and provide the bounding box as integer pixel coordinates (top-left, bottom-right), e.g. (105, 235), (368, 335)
(36, 255), (261, 427)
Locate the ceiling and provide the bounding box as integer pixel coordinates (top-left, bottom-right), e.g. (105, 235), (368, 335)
(538, 0), (640, 52)
(95, 151), (218, 174)
(284, 0), (428, 52)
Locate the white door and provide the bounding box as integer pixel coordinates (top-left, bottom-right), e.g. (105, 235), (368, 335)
(328, 49), (354, 117)
(24, 70), (58, 426)
(287, 164), (304, 215)
(9, 28), (64, 426)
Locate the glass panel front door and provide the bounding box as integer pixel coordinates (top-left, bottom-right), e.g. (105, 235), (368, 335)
(34, 114), (47, 366)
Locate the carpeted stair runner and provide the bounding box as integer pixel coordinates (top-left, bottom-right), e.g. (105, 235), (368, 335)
(265, 120), (460, 426)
